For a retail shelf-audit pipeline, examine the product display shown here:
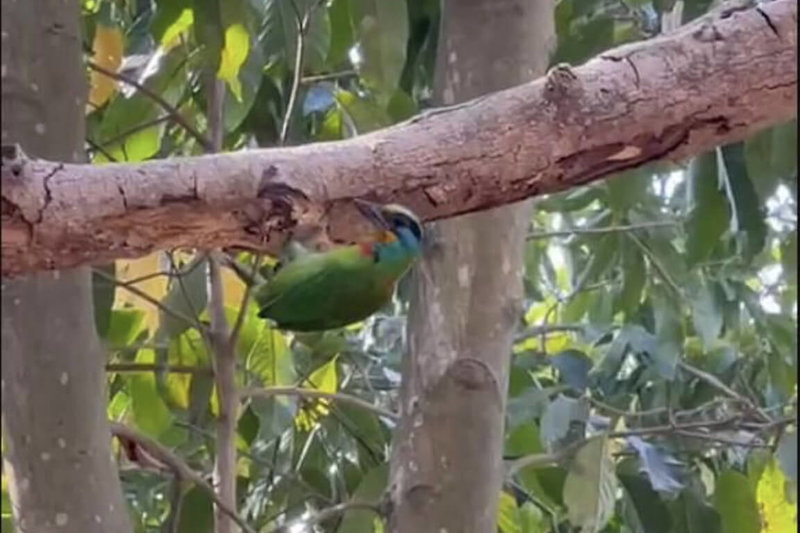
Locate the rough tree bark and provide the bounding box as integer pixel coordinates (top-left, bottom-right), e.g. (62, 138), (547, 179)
(0, 1), (132, 532)
(1, 0), (796, 276)
(387, 0), (553, 531)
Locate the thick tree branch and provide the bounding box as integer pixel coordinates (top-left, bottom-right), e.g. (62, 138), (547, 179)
(1, 0), (796, 275)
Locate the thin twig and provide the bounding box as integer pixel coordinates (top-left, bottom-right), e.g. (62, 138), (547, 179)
(93, 268), (201, 332)
(240, 386), (398, 420)
(301, 70), (358, 84)
(527, 220), (677, 240)
(86, 61), (212, 151)
(506, 416), (744, 477)
(677, 360), (772, 422)
(279, 10), (310, 142)
(85, 137), (118, 162)
(266, 500), (381, 533)
(109, 423), (257, 533)
(105, 363), (213, 375)
(97, 115), (171, 149)
(514, 324), (585, 344)
(626, 232), (683, 296)
(674, 429), (769, 448)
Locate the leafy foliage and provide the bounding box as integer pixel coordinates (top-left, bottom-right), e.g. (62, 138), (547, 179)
(3, 0), (794, 532)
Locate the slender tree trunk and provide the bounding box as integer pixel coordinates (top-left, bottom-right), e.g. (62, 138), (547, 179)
(388, 1), (554, 531)
(1, 1), (131, 531)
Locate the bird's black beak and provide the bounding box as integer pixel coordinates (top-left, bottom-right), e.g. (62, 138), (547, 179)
(354, 199), (390, 230)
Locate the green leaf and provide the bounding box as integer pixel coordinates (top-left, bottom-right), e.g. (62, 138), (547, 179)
(563, 434), (618, 532)
(497, 490), (522, 533)
(92, 263), (116, 338)
(505, 424), (562, 511)
(551, 349), (593, 391)
(176, 485), (214, 533)
(335, 89), (391, 134)
(337, 464), (387, 532)
(128, 349), (174, 437)
(193, 0), (224, 71)
(262, 0), (331, 74)
(606, 167), (653, 215)
(619, 240), (646, 317)
(158, 257), (208, 339)
(553, 13), (615, 65)
(670, 488), (721, 533)
(689, 277), (723, 350)
(328, 0), (356, 66)
(575, 234), (618, 289)
(713, 470), (760, 533)
(95, 50), (187, 161)
(618, 472), (672, 533)
(745, 121), (798, 200)
(519, 502), (548, 533)
(756, 457), (797, 533)
(652, 286), (683, 380)
(781, 232), (797, 287)
(685, 151), (729, 266)
(106, 308), (147, 348)
(540, 394), (588, 450)
(230, 302), (294, 387)
(719, 144), (767, 261)
(350, 0), (409, 101)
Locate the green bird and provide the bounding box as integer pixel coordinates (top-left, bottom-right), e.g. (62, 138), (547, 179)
(255, 200), (423, 331)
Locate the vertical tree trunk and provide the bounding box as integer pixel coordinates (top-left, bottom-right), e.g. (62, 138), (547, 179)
(389, 1), (554, 531)
(1, 1), (132, 531)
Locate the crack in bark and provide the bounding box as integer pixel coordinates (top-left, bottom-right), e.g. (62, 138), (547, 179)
(756, 6), (780, 36)
(36, 163), (63, 223)
(116, 183), (128, 210)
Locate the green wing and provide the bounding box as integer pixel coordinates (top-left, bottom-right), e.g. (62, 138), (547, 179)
(255, 246), (388, 331)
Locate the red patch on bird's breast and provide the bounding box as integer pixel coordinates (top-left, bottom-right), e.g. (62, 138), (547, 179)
(359, 242), (374, 257)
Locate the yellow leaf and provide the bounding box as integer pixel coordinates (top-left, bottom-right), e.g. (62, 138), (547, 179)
(217, 24), (250, 102)
(757, 457), (797, 533)
(295, 356), (339, 430)
(221, 267), (245, 308)
(114, 254), (169, 335)
(88, 24), (124, 109)
(161, 8), (194, 50)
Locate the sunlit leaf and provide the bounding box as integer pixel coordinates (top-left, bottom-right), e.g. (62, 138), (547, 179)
(497, 490), (522, 533)
(160, 8), (194, 49)
(217, 23), (250, 101)
(295, 355), (339, 430)
(756, 458), (797, 533)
